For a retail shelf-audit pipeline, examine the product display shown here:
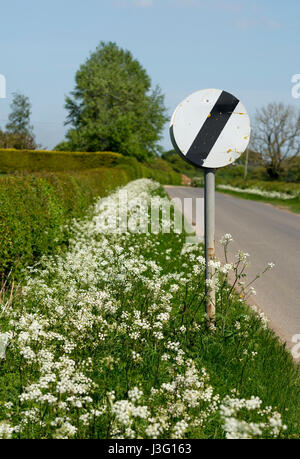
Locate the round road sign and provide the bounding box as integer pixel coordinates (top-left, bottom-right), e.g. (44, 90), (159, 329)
(170, 88), (251, 169)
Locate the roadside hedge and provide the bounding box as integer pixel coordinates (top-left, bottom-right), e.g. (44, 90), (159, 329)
(0, 149), (123, 173)
(115, 156), (181, 185)
(0, 149), (181, 282)
(0, 149), (181, 185)
(0, 168), (134, 282)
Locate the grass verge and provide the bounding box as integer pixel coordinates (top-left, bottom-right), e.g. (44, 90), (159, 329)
(0, 168), (131, 283)
(0, 161), (181, 284)
(0, 179), (299, 439)
(216, 187), (300, 214)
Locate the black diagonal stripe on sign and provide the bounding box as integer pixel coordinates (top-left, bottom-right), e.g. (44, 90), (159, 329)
(186, 91), (239, 167)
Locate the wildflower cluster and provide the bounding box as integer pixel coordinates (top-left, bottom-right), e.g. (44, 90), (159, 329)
(217, 184), (298, 200)
(0, 179), (285, 439)
(220, 396), (287, 439)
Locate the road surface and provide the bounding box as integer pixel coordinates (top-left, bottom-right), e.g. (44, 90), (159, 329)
(165, 186), (300, 349)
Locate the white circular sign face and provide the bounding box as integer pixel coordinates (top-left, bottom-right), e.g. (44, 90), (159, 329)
(170, 89), (251, 169)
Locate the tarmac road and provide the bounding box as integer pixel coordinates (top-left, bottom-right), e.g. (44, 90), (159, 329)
(165, 186), (300, 349)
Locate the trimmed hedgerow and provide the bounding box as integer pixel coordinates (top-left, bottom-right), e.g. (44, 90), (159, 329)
(0, 168), (180, 283)
(0, 168), (132, 282)
(115, 157), (181, 185)
(0, 149), (181, 186)
(0, 150), (123, 173)
(0, 149), (181, 281)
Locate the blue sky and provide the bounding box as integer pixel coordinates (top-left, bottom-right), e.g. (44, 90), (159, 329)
(0, 0), (299, 150)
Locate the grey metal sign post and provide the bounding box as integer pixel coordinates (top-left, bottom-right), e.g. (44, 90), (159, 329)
(204, 168), (216, 318)
(170, 88), (251, 320)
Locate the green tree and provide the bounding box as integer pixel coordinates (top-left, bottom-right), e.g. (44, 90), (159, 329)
(56, 42), (167, 161)
(4, 92), (37, 150)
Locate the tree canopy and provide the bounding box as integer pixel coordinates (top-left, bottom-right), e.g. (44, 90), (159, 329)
(0, 93), (37, 150)
(251, 102), (300, 180)
(56, 42), (167, 161)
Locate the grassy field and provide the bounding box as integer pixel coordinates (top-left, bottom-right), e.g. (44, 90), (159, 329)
(0, 179), (299, 439)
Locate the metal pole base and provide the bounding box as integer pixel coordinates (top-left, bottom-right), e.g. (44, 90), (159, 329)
(204, 169), (216, 322)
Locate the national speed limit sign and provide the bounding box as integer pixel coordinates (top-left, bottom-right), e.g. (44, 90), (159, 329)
(170, 88), (251, 169)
